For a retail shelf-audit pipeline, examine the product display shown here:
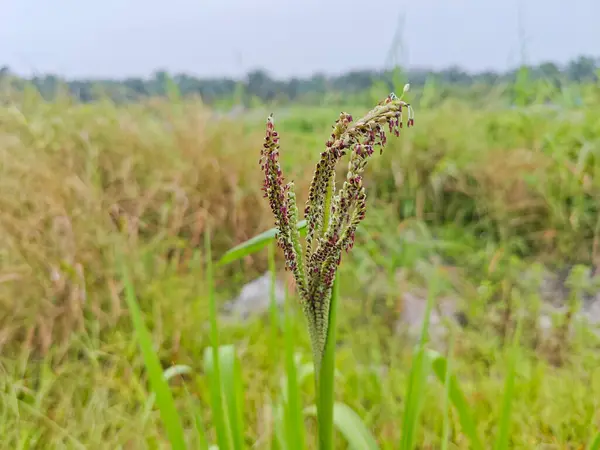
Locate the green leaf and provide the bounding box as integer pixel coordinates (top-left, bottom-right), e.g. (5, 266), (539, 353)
(331, 403), (379, 450)
(588, 432), (600, 450)
(426, 349), (484, 450)
(399, 270), (438, 450)
(204, 346), (245, 450)
(218, 220), (307, 266)
(184, 384), (210, 450)
(317, 277), (339, 450)
(273, 401), (288, 450)
(305, 402), (379, 450)
(494, 315), (522, 450)
(144, 365), (194, 412)
(0, 390), (86, 450)
(163, 365), (192, 381)
(440, 329), (456, 450)
(204, 232), (234, 450)
(120, 262), (187, 450)
(282, 288), (306, 450)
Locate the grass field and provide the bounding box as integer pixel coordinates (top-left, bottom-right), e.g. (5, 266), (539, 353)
(1, 84), (600, 448)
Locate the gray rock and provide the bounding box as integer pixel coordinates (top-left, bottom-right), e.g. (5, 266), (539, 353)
(584, 300), (600, 326)
(394, 290), (459, 350)
(523, 265), (600, 333)
(222, 272), (285, 320)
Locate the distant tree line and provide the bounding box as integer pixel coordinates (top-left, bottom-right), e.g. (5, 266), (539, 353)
(0, 55), (598, 105)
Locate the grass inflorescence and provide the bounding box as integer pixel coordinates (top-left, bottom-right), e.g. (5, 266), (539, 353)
(260, 92), (414, 364)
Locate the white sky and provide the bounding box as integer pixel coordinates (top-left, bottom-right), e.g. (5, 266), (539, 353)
(0, 0), (598, 79)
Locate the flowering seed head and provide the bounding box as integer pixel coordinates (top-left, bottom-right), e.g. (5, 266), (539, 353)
(260, 94), (415, 364)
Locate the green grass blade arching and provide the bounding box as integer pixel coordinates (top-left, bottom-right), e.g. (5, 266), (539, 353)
(440, 329), (455, 450)
(143, 365), (193, 412)
(120, 262), (187, 450)
(305, 402), (379, 450)
(587, 432), (600, 450)
(0, 390), (86, 450)
(493, 313), (523, 450)
(399, 271), (438, 450)
(163, 365), (193, 381)
(283, 287), (306, 450)
(426, 349), (484, 450)
(205, 232), (234, 450)
(329, 403), (379, 450)
(203, 346), (245, 450)
(217, 220), (307, 267)
(184, 385), (210, 450)
(316, 277), (339, 450)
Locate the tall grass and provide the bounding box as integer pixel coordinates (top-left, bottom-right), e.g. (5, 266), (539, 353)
(122, 227), (575, 449)
(117, 96), (598, 449)
(2, 81), (600, 448)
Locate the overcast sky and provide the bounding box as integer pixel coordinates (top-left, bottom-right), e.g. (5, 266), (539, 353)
(0, 0), (598, 80)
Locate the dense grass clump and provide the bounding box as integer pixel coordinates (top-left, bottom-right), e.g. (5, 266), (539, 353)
(1, 85), (600, 448)
(0, 97), (277, 353)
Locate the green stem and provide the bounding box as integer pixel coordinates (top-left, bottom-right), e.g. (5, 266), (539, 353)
(205, 231), (232, 450)
(316, 277), (339, 450)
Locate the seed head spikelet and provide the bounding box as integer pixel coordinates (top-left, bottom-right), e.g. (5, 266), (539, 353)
(260, 94), (415, 365)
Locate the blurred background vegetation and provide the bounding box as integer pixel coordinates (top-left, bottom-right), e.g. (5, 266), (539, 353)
(0, 54), (600, 448)
(0, 55), (598, 106)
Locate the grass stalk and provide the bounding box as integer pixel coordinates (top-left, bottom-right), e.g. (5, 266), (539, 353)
(283, 288), (306, 450)
(398, 269), (437, 450)
(316, 277), (340, 450)
(440, 327), (456, 450)
(493, 307), (523, 450)
(588, 432), (600, 450)
(120, 260), (187, 450)
(205, 231), (234, 450)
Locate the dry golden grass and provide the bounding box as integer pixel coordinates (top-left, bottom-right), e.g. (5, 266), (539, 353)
(1, 94), (599, 357)
(1, 93), (600, 448)
(0, 99), (290, 353)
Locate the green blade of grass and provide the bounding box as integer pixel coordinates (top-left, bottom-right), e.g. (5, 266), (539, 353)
(399, 269), (438, 450)
(221, 346), (246, 450)
(440, 328), (456, 450)
(143, 365), (193, 412)
(183, 383), (210, 450)
(163, 365), (193, 381)
(275, 403), (288, 450)
(279, 359), (315, 405)
(170, 367), (210, 450)
(0, 391), (86, 450)
(493, 313), (522, 450)
(426, 349), (484, 450)
(272, 402), (287, 450)
(283, 287), (305, 450)
(305, 402), (379, 450)
(120, 261), (187, 450)
(330, 403), (379, 450)
(217, 220), (307, 266)
(204, 231), (233, 450)
(587, 432), (600, 450)
(203, 346), (245, 450)
(317, 276), (339, 450)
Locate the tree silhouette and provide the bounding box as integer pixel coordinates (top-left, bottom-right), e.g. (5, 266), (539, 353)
(0, 55), (597, 104)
